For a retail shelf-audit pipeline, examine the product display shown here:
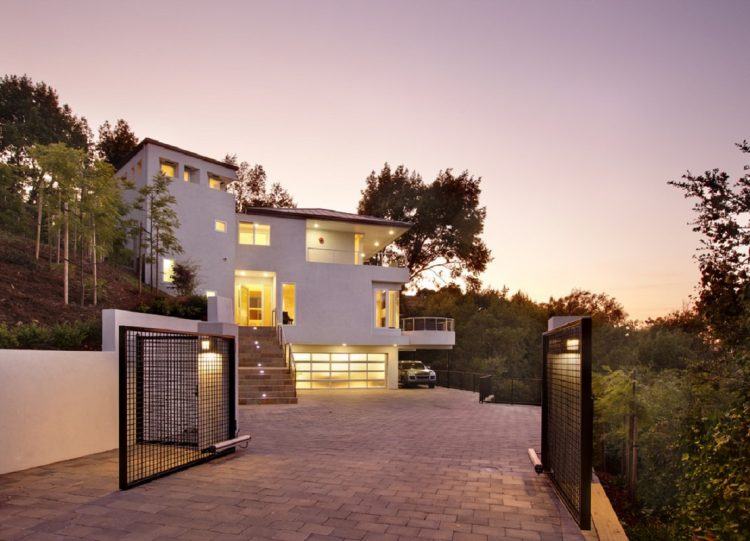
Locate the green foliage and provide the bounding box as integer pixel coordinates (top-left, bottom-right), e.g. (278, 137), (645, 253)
(0, 74), (90, 164)
(225, 157), (296, 210)
(96, 119), (138, 169)
(358, 163), (491, 286)
(674, 402), (750, 539)
(169, 261), (199, 296)
(137, 295), (207, 320)
(0, 320), (100, 350)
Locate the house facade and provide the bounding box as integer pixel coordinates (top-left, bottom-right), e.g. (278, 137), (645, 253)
(117, 139), (454, 393)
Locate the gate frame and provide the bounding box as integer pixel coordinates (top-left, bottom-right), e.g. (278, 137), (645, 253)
(118, 325), (237, 490)
(541, 316), (593, 530)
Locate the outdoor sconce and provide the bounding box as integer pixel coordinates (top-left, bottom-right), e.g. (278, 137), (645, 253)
(566, 338), (580, 352)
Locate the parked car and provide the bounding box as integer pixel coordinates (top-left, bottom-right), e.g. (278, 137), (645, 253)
(399, 360), (437, 388)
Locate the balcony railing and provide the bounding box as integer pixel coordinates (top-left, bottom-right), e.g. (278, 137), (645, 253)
(308, 247), (393, 266)
(400, 317), (455, 332)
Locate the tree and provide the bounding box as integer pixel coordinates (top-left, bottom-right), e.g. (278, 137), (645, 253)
(29, 143), (85, 304)
(132, 173), (183, 293)
(0, 75), (90, 165)
(545, 289), (628, 326)
(170, 261), (199, 296)
(358, 163), (491, 285)
(96, 119), (138, 169)
(669, 141), (750, 347)
(225, 155), (296, 211)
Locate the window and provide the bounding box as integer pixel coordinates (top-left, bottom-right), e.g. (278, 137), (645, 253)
(374, 289), (399, 328)
(162, 258), (175, 283)
(354, 233), (364, 265)
(183, 166), (198, 183)
(208, 175), (222, 190)
(282, 283), (296, 325)
(238, 222), (271, 246)
(160, 160), (177, 178)
(374, 290), (386, 328)
(214, 220), (227, 233)
(136, 160), (142, 176)
(205, 290), (216, 298)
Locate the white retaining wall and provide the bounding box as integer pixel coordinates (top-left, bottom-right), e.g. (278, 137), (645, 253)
(0, 349), (117, 475)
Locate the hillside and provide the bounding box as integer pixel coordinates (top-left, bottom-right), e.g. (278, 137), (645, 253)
(0, 231), (157, 327)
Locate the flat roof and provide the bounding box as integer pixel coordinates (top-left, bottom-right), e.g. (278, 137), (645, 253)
(240, 207), (412, 228)
(117, 137), (239, 172)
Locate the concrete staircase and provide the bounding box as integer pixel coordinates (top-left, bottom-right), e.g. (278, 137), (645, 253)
(238, 327), (298, 405)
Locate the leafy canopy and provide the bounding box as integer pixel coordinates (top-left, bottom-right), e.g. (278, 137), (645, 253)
(224, 155), (295, 211)
(358, 163), (491, 286)
(97, 119), (138, 169)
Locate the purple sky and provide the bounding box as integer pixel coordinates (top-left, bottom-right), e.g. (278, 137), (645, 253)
(4, 0), (750, 319)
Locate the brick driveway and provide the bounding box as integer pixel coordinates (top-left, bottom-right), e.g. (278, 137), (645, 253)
(0, 388), (585, 540)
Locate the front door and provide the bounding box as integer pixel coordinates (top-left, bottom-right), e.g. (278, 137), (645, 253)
(247, 290), (263, 326)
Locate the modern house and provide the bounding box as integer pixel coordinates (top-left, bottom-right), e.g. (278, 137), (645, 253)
(117, 139), (454, 402)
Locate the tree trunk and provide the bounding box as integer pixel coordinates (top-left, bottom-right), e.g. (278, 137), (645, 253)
(137, 225), (143, 296)
(63, 202), (69, 305)
(154, 227), (160, 296)
(80, 222), (85, 306)
(92, 220), (98, 306)
(47, 212), (53, 266)
(56, 193), (61, 264)
(35, 181), (44, 260)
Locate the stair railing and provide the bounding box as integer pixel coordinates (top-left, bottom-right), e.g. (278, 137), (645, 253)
(276, 324), (297, 387)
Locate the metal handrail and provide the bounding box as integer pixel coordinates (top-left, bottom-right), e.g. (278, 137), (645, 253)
(400, 317), (455, 332)
(276, 324), (296, 383)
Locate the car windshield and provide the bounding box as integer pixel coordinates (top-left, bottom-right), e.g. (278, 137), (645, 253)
(400, 361), (426, 370)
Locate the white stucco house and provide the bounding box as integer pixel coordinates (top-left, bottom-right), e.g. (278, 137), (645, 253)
(117, 139), (454, 396)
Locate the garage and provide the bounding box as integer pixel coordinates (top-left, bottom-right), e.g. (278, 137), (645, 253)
(294, 352), (387, 389)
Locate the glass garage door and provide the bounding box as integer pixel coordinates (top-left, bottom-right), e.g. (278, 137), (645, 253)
(294, 353), (387, 389)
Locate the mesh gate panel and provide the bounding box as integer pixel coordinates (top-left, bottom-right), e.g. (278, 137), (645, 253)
(119, 327), (236, 489)
(542, 318), (592, 529)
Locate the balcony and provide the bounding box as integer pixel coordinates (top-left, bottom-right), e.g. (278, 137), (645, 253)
(306, 247), (395, 267)
(400, 317), (456, 349)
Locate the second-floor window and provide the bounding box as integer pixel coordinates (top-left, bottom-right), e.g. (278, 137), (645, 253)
(160, 159), (177, 178)
(208, 174), (223, 190)
(214, 220), (227, 233)
(183, 166), (198, 183)
(238, 222), (270, 246)
(374, 290), (399, 329)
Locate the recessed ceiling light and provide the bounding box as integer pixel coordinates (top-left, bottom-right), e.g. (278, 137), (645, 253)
(374, 241), (380, 247)
(313, 223), (319, 228)
(342, 343), (347, 347)
(389, 230), (394, 235)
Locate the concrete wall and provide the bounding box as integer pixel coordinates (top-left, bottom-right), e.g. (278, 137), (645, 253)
(102, 309), (201, 353)
(0, 350), (117, 475)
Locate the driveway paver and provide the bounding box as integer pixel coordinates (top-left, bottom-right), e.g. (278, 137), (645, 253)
(0, 388), (585, 540)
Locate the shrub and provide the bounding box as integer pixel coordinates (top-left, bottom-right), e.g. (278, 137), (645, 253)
(136, 294), (206, 320)
(0, 324), (18, 348)
(14, 323), (52, 349)
(170, 261), (199, 297)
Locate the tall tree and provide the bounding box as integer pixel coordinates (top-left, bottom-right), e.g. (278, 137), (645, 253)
(669, 141), (750, 347)
(224, 154), (296, 210)
(358, 163), (491, 286)
(96, 119), (138, 169)
(30, 143), (85, 304)
(132, 173), (183, 293)
(0, 75), (90, 164)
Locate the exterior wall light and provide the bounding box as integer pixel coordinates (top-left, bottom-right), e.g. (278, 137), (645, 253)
(566, 338), (580, 351)
(201, 339), (210, 351)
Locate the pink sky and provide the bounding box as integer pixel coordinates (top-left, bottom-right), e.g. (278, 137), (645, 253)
(4, 0), (750, 319)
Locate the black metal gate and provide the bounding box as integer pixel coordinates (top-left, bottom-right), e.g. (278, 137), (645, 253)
(541, 317), (593, 529)
(119, 326), (236, 489)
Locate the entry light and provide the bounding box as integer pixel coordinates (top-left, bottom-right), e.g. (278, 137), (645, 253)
(313, 223), (319, 228)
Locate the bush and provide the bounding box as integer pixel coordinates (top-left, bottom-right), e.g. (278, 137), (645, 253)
(169, 261), (199, 297)
(0, 320), (101, 350)
(136, 294), (206, 320)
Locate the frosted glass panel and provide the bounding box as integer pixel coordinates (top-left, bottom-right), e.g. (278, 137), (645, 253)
(293, 351), (387, 390)
(368, 353), (387, 361)
(312, 353), (330, 361)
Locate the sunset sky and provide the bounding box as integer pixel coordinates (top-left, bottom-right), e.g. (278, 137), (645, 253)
(4, 0), (750, 320)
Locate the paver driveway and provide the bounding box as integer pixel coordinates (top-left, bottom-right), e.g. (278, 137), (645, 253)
(0, 388), (585, 540)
